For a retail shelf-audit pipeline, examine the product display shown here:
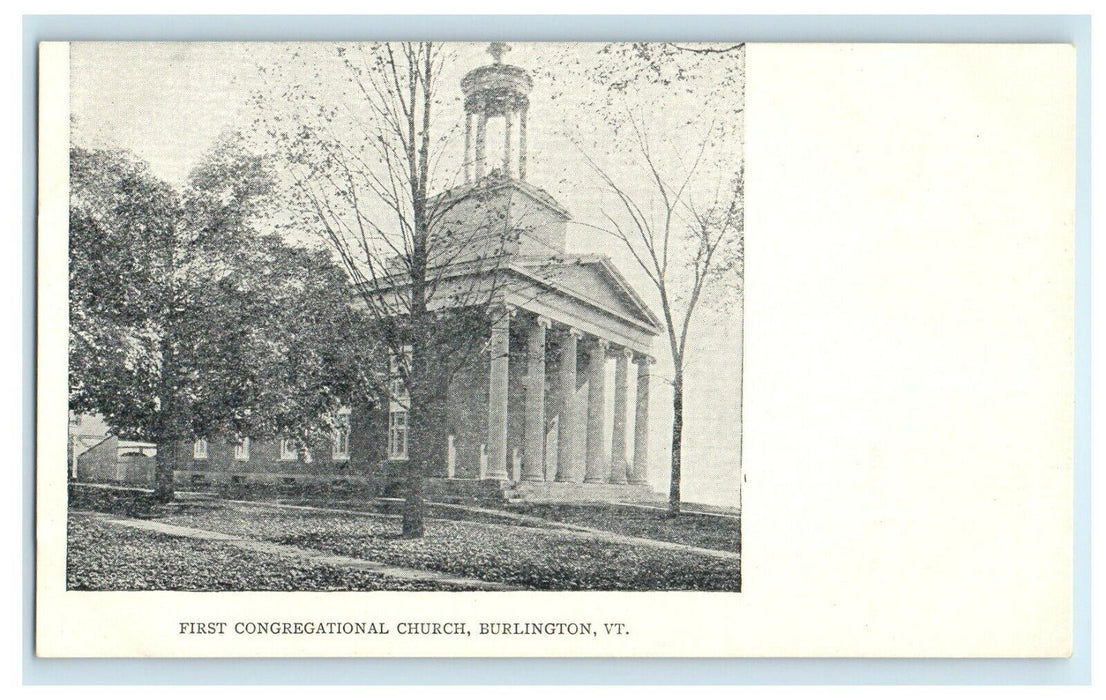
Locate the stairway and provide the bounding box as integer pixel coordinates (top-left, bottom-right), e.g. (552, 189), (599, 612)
(502, 480), (662, 505)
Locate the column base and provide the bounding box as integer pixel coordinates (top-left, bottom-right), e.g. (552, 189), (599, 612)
(609, 458), (630, 484)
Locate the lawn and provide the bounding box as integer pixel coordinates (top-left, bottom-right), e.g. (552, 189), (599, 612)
(67, 513), (475, 591)
(272, 496), (741, 552)
(162, 503), (740, 590)
(67, 499), (741, 591)
(503, 503), (740, 553)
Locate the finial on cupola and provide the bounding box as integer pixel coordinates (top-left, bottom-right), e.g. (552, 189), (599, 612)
(487, 41), (510, 65)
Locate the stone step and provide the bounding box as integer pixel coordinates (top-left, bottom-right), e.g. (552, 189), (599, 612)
(503, 480), (662, 505)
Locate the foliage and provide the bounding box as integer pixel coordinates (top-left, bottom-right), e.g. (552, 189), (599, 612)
(69, 141), (372, 499)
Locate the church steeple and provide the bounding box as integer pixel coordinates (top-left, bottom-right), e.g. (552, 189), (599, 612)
(461, 42), (533, 183)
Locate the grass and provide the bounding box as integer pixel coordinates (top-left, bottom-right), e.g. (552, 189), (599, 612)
(67, 513), (475, 591)
(67, 489), (742, 591)
(503, 503), (740, 553)
(158, 503), (740, 591)
(265, 495), (741, 552)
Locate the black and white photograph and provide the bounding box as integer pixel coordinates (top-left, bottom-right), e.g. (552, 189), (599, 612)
(64, 41), (745, 593)
(35, 30), (1077, 663)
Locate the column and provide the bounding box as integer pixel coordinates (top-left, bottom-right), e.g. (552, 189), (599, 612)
(475, 111), (487, 181)
(522, 315), (549, 482)
(486, 307), (510, 480)
(503, 109), (514, 176)
(518, 107), (528, 181)
(463, 112), (473, 183)
(609, 347), (632, 484)
(630, 354), (652, 484)
(556, 328), (581, 482)
(584, 338), (610, 483)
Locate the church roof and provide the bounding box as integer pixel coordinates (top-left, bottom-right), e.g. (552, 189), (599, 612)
(429, 173), (571, 221)
(509, 254), (662, 334)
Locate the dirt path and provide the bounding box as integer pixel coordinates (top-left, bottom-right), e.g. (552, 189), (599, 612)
(77, 511), (519, 591)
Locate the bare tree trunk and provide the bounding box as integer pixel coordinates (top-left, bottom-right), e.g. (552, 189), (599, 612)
(402, 189), (429, 537)
(402, 332), (429, 538)
(401, 442), (425, 537)
(668, 371), (683, 517)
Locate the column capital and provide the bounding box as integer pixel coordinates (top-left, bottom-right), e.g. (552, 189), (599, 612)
(532, 314), (552, 330)
(564, 326), (584, 340)
(633, 352), (656, 365)
(610, 345), (633, 360)
(590, 337), (611, 352)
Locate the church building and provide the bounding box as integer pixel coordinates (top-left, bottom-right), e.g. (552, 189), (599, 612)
(170, 45), (662, 503)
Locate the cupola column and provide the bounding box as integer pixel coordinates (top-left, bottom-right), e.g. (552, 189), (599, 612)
(464, 112), (474, 184)
(519, 106), (528, 181)
(474, 110), (488, 181)
(503, 109), (514, 177)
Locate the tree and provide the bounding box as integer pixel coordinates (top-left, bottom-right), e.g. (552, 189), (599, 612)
(258, 42), (562, 537)
(568, 43), (745, 516)
(69, 140), (370, 501)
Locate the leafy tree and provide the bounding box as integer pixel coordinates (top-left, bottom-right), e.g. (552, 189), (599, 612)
(69, 140), (371, 501)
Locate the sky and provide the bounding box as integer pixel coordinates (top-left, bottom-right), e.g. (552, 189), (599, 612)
(70, 41), (744, 506)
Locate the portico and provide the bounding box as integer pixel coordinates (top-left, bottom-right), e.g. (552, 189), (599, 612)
(472, 265), (659, 492)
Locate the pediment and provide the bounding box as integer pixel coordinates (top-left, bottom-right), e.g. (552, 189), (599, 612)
(511, 255), (662, 335)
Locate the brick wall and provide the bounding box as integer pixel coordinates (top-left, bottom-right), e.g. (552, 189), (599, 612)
(160, 317), (586, 489)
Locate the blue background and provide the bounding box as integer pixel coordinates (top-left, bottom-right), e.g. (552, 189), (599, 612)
(23, 14), (1092, 685)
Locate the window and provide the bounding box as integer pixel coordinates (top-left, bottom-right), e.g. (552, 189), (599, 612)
(389, 345), (412, 408)
(387, 347), (411, 461)
(193, 438), (208, 460)
(280, 439), (298, 461)
(332, 410), (351, 461)
(388, 410), (408, 461)
(234, 437), (250, 462)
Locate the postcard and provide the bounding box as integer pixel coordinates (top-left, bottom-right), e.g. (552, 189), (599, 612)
(36, 41), (1074, 657)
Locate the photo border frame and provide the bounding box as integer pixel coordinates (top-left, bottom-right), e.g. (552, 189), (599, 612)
(22, 13), (1091, 685)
